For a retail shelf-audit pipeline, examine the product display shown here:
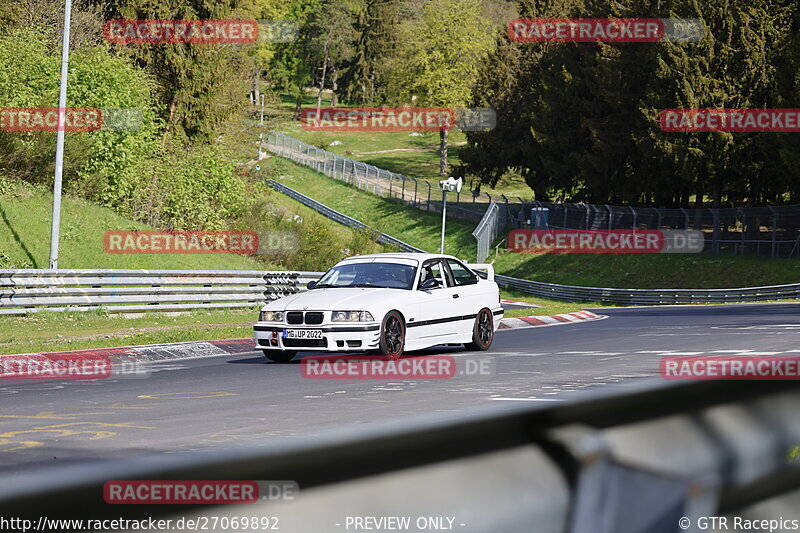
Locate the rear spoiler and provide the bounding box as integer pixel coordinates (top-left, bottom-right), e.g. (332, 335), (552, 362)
(467, 263), (494, 281)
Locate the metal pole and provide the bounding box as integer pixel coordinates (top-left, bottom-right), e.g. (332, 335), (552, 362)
(440, 189), (447, 254)
(49, 0), (73, 269)
(258, 97), (265, 160)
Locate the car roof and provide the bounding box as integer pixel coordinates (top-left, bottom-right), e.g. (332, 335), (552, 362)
(339, 253), (460, 263)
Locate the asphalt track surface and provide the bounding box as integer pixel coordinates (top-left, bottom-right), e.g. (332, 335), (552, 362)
(1, 302), (799, 476)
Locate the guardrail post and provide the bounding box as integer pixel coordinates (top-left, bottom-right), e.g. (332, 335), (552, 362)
(738, 208), (746, 255)
(583, 204), (589, 230)
(389, 172), (393, 199)
(427, 182), (431, 211)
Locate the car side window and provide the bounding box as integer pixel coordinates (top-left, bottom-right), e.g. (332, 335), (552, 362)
(420, 260), (448, 288)
(446, 259), (478, 286)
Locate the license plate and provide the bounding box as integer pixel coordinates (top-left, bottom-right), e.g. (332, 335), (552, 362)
(283, 329), (323, 339)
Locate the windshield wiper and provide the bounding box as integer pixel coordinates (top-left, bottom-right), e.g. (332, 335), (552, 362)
(312, 283), (336, 289)
(349, 283), (384, 288)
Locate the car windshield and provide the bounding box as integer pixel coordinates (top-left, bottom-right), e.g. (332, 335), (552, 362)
(314, 261), (416, 290)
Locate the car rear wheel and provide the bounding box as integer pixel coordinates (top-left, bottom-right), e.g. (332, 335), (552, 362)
(379, 311), (405, 359)
(466, 308), (494, 351)
(262, 350), (297, 363)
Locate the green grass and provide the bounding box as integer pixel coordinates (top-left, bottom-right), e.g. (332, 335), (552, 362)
(263, 156), (478, 261)
(0, 187), (271, 270)
(0, 307), (259, 355)
(263, 156), (800, 290)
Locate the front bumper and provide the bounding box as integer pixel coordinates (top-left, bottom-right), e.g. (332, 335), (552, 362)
(254, 323), (381, 352)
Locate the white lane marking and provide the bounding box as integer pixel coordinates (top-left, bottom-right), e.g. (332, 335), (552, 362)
(744, 352), (782, 355)
(636, 350), (679, 354)
(711, 350), (754, 353)
(664, 352), (705, 356)
(488, 397), (564, 402)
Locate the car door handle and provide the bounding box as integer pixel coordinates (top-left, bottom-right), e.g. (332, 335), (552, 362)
(452, 294), (459, 299)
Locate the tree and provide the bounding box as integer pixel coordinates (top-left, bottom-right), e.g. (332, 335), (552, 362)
(386, 0), (495, 176)
(304, 0), (358, 117)
(111, 0), (256, 143)
(338, 0), (403, 104)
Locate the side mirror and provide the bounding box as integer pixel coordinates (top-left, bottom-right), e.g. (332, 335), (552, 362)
(419, 278), (441, 290)
(307, 280), (317, 289)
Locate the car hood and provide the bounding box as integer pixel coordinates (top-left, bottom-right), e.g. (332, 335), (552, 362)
(266, 288), (402, 311)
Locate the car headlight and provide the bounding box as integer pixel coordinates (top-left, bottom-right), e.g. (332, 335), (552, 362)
(332, 311), (374, 322)
(260, 311), (284, 322)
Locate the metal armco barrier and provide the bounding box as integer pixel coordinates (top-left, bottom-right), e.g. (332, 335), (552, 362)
(494, 274), (800, 304)
(0, 269), (322, 315)
(2, 379), (799, 533)
(266, 180), (800, 305)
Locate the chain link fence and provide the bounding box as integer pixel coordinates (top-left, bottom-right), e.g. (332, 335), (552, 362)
(266, 132), (800, 258)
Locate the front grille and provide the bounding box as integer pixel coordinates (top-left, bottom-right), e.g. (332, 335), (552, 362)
(286, 311), (324, 325)
(305, 312), (323, 324)
(283, 338), (327, 348)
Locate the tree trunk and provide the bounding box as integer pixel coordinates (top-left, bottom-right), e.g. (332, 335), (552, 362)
(331, 67), (338, 107)
(439, 129), (449, 176)
(293, 93), (302, 121)
(316, 44), (329, 119)
(252, 71), (260, 106)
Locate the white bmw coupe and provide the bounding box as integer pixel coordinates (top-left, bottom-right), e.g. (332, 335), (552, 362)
(254, 253), (503, 362)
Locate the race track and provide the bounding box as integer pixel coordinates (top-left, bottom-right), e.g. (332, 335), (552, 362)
(1, 303), (799, 475)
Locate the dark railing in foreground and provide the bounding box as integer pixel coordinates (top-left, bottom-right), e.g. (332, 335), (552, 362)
(1, 379), (798, 533)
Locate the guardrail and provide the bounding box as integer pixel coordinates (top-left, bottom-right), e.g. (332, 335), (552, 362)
(3, 378), (799, 532)
(0, 269), (322, 315)
(495, 274), (800, 304)
(266, 180), (800, 305)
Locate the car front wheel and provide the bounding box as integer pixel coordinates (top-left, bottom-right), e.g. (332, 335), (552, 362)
(379, 311), (405, 359)
(466, 308), (494, 351)
(262, 350), (297, 363)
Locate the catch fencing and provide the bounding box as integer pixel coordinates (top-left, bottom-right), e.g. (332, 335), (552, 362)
(266, 131), (504, 223)
(266, 132), (800, 258)
(0, 269), (321, 315)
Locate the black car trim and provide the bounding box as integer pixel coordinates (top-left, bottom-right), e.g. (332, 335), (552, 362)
(406, 314), (477, 328)
(254, 324), (379, 333)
